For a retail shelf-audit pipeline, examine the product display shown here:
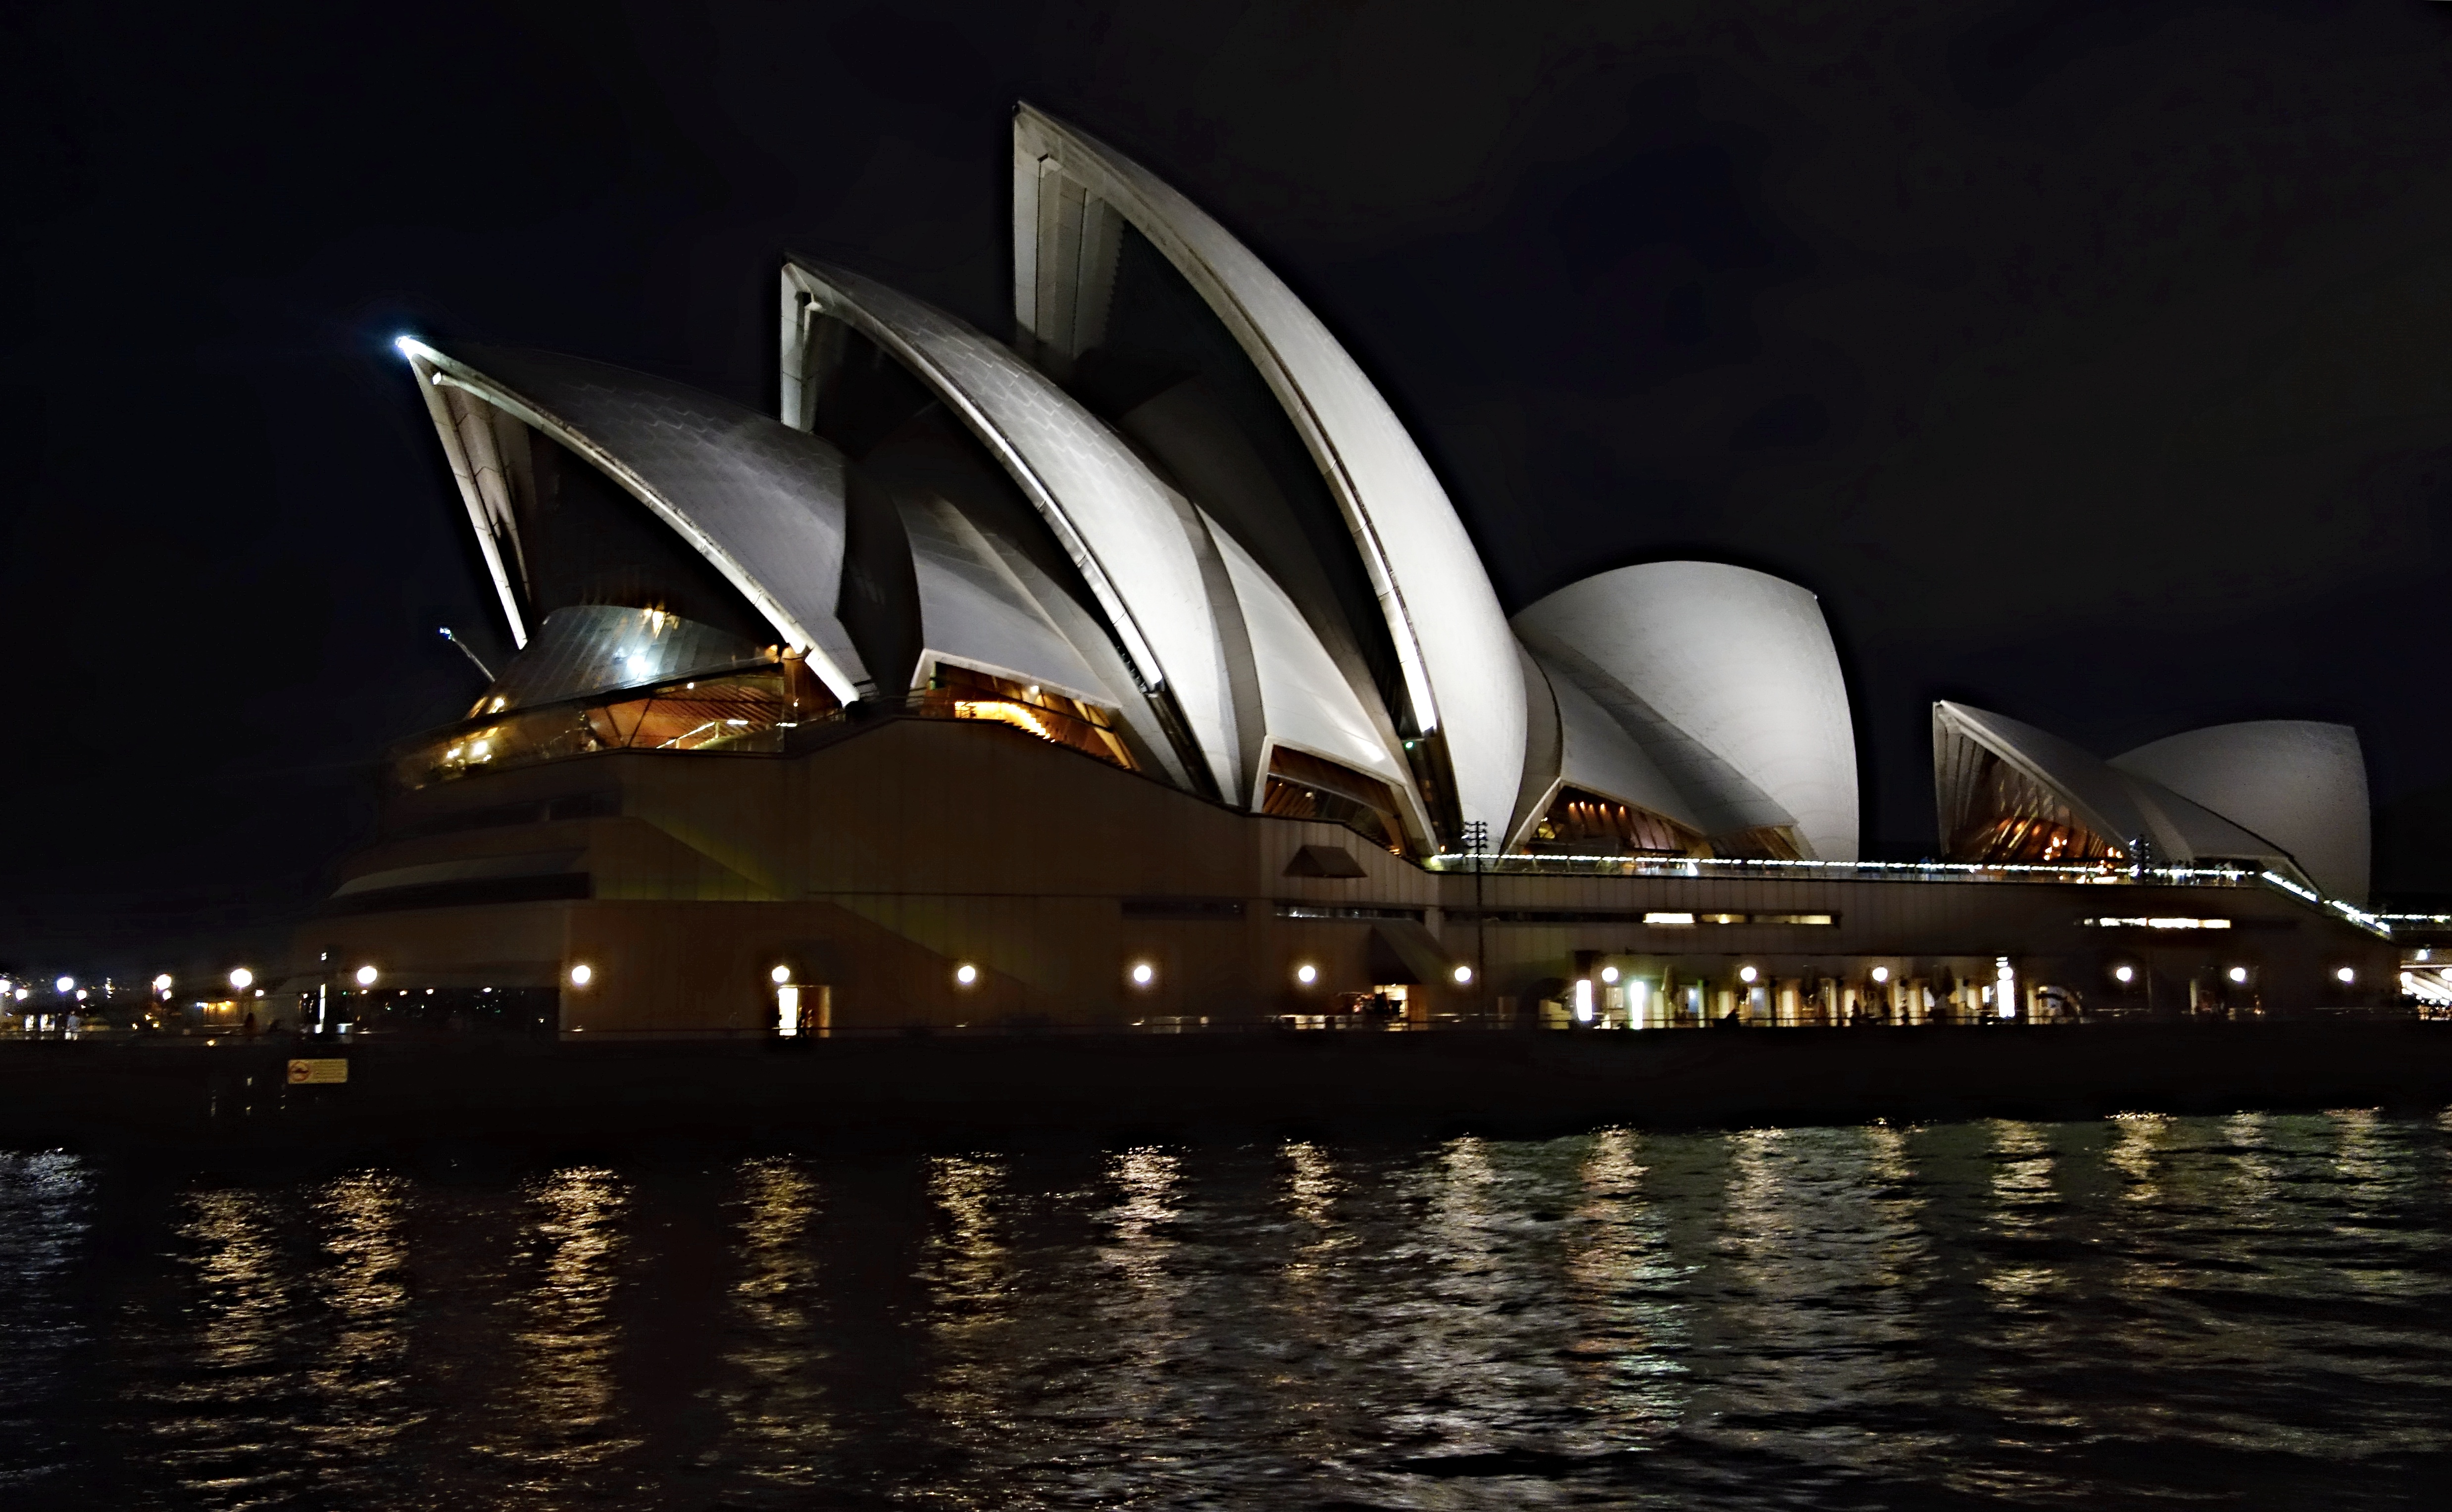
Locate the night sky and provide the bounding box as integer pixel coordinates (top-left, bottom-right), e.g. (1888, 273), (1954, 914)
(9, 0), (2452, 972)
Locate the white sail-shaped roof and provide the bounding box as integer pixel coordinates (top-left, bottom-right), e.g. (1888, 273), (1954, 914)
(1011, 104), (1525, 840)
(780, 257), (1244, 800)
(1933, 701), (2310, 880)
(1205, 513), (1415, 815)
(1516, 563), (1859, 860)
(2113, 721), (2370, 902)
(396, 339), (872, 703)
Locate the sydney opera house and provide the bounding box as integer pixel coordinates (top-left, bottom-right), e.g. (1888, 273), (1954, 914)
(304, 106), (2395, 1037)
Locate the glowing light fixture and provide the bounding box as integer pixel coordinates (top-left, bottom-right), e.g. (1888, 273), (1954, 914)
(1600, 965), (1620, 984)
(770, 965), (792, 984)
(2228, 966), (2249, 984)
(229, 968), (253, 992)
(1573, 978), (1594, 1023)
(152, 974), (172, 994)
(1995, 957), (2016, 1018)
(53, 976), (73, 994)
(2114, 965), (2135, 984)
(1738, 966), (1758, 984)
(355, 966), (378, 987)
(1295, 964), (1317, 986)
(1452, 964), (1474, 985)
(1871, 966), (1890, 984)
(1130, 962), (1155, 987)
(2336, 967), (2355, 984)
(569, 963), (594, 987)
(955, 964), (978, 986)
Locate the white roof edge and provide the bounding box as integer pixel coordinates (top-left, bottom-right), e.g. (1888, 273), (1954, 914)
(405, 341), (863, 705)
(1012, 104), (1527, 836)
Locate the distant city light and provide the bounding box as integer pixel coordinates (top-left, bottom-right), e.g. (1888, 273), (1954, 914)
(1452, 964), (1473, 985)
(770, 965), (792, 984)
(1130, 962), (1154, 987)
(355, 966), (379, 987)
(954, 964), (978, 986)
(54, 976), (73, 994)
(569, 963), (593, 986)
(1295, 964), (1317, 986)
(152, 974), (172, 994)
(2228, 966), (2249, 984)
(228, 968), (253, 991)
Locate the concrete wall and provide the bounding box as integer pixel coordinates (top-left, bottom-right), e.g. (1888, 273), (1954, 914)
(302, 717), (2398, 1036)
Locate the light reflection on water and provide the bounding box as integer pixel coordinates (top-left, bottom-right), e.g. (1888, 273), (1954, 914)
(2, 1114), (2450, 1509)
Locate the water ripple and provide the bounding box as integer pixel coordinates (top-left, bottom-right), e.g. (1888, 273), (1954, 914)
(0, 1114), (2448, 1508)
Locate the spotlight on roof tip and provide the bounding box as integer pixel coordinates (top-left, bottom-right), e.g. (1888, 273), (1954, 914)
(228, 968), (253, 992)
(355, 966), (379, 987)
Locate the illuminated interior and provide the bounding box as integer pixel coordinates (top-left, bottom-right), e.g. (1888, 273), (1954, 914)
(922, 663), (1136, 771)
(1262, 745), (1406, 852)
(1528, 786), (1702, 855)
(1945, 749), (2124, 865)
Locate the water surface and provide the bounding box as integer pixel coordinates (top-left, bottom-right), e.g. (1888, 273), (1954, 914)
(3, 1113), (2449, 1508)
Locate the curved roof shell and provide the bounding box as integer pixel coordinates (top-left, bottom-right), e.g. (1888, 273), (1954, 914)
(2114, 721), (2370, 902)
(1933, 701), (2310, 881)
(1515, 563), (1859, 861)
(1203, 512), (1417, 815)
(1011, 104), (1525, 840)
(780, 257), (1242, 800)
(397, 340), (872, 704)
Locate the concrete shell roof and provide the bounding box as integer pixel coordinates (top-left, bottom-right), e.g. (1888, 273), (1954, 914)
(1516, 563), (1859, 861)
(2114, 721), (2370, 902)
(781, 257), (1242, 800)
(1013, 104), (1526, 837)
(400, 340), (871, 704)
(1934, 701), (2299, 875)
(1203, 512), (1412, 800)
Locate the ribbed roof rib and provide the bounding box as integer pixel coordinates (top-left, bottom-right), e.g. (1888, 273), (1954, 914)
(1011, 104), (1527, 841)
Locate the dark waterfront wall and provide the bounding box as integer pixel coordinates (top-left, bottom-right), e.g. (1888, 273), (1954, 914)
(4, 1023), (2450, 1161)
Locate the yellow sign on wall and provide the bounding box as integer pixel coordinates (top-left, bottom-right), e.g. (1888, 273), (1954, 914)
(286, 1058), (349, 1085)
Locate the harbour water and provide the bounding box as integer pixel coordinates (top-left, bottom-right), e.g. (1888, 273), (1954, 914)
(3, 1113), (2449, 1508)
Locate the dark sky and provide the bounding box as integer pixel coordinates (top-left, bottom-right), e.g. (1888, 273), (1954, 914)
(8, 0), (2452, 970)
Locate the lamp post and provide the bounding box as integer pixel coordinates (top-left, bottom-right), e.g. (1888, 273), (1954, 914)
(1462, 819), (1490, 1026)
